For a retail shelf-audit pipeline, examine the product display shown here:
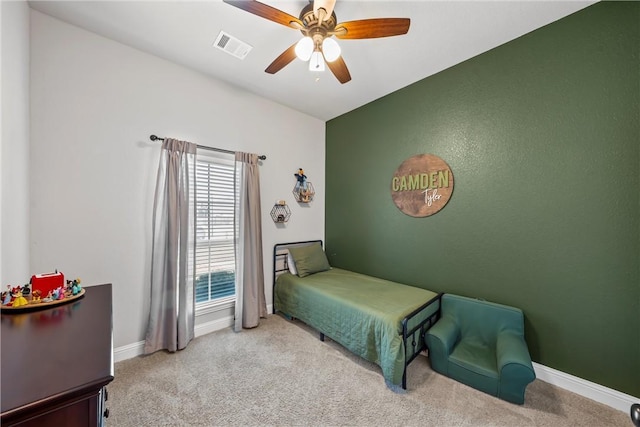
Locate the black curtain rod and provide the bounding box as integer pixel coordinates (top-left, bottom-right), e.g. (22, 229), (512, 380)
(149, 135), (266, 160)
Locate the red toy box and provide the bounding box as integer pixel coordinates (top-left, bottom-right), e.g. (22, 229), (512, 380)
(31, 272), (65, 296)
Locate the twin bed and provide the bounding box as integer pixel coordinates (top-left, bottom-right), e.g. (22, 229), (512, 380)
(272, 240), (442, 390)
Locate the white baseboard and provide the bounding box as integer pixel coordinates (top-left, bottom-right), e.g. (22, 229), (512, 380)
(194, 315), (234, 337)
(533, 362), (638, 413)
(113, 315), (234, 363)
(113, 340), (146, 363)
(114, 305), (275, 362)
(113, 317), (638, 415)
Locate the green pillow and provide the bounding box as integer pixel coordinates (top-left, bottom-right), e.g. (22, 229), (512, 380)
(289, 242), (331, 277)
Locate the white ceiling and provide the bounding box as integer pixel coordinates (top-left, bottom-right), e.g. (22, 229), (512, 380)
(28, 1), (596, 121)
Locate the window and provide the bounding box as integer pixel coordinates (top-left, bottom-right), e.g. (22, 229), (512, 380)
(192, 152), (237, 309)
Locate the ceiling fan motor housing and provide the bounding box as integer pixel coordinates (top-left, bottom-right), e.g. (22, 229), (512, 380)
(300, 3), (337, 45)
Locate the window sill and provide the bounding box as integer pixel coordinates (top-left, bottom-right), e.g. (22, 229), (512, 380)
(196, 296), (235, 316)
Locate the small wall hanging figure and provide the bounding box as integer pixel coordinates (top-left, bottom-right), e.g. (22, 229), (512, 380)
(294, 168), (307, 192)
(293, 168), (315, 203)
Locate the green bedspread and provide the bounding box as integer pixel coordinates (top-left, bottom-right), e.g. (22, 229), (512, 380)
(274, 268), (439, 386)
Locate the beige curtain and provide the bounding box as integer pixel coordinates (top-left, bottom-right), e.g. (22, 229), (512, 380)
(144, 138), (196, 354)
(234, 152), (266, 331)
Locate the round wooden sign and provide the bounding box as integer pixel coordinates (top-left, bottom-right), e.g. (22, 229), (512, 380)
(391, 154), (454, 217)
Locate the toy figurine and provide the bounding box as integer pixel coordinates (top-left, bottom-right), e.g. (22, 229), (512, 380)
(2, 285), (11, 305)
(71, 278), (82, 295)
(21, 284), (30, 296)
(294, 168), (307, 193)
(11, 289), (28, 307)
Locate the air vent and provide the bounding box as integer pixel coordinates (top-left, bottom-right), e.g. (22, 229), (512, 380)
(214, 31), (252, 60)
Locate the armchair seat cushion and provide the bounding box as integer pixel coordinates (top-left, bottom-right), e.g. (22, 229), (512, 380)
(450, 340), (498, 379)
(449, 340), (499, 396)
(425, 294), (535, 404)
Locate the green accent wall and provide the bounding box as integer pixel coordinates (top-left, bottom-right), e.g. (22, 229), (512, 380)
(326, 2), (639, 396)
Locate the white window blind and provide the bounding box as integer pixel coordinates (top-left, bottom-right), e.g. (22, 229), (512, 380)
(192, 152), (236, 307)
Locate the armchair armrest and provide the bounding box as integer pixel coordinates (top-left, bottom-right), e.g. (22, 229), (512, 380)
(428, 316), (459, 355)
(496, 330), (536, 404)
(496, 330), (534, 373)
(425, 316), (459, 375)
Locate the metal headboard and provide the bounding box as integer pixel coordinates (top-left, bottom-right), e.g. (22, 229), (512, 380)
(272, 240), (323, 314)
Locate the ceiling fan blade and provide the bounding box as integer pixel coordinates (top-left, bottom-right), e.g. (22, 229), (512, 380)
(334, 18), (410, 39)
(223, 0), (303, 29)
(265, 43), (298, 74)
(326, 56), (351, 84)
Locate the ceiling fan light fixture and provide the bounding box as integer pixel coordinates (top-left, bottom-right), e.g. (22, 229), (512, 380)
(294, 36), (314, 61)
(322, 37), (341, 62)
(309, 50), (325, 72)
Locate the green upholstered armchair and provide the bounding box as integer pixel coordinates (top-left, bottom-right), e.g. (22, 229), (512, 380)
(425, 294), (535, 404)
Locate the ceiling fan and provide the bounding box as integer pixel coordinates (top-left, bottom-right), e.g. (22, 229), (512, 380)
(223, 0), (410, 84)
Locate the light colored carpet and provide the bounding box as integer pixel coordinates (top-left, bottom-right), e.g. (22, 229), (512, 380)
(107, 314), (629, 426)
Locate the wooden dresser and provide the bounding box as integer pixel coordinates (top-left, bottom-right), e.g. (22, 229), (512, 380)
(1, 283), (114, 426)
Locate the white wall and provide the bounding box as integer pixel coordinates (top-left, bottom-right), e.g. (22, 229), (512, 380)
(30, 10), (325, 349)
(1, 0), (31, 286)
